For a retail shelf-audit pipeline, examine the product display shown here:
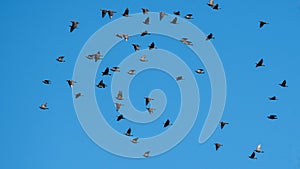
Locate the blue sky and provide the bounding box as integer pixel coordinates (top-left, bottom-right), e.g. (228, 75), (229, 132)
(1, 0), (300, 168)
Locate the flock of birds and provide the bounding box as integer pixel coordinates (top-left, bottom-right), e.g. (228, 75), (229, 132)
(39, 0), (286, 159)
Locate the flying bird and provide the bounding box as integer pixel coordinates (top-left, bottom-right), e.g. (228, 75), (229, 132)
(116, 91), (124, 100)
(173, 11), (180, 15)
(143, 151), (150, 158)
(131, 137), (139, 143)
(96, 80), (107, 88)
(140, 55), (148, 62)
(108, 10), (116, 19)
(208, 0), (215, 7)
(141, 30), (150, 36)
(159, 12), (167, 21)
(145, 97), (154, 106)
(255, 144), (264, 153)
(110, 67), (120, 72)
(75, 93), (83, 98)
(148, 42), (156, 50)
(180, 38), (193, 46)
(220, 121), (229, 129)
(101, 9), (107, 18)
(66, 80), (76, 87)
(184, 14), (193, 19)
(128, 70), (135, 75)
(267, 115), (278, 120)
(146, 107), (155, 114)
(125, 128), (133, 136)
(163, 119), (172, 127)
(122, 8), (129, 17)
(142, 8), (149, 14)
(249, 152), (257, 159)
(102, 67), (111, 76)
(170, 17), (178, 24)
(42, 80), (51, 84)
(176, 76), (184, 81)
(56, 56), (65, 62)
(279, 80), (288, 87)
(213, 4), (221, 10)
(195, 69), (205, 74)
(115, 103), (123, 112)
(268, 96), (278, 100)
(115, 34), (129, 41)
(214, 143), (223, 151)
(94, 51), (103, 62)
(39, 102), (49, 110)
(70, 21), (79, 32)
(116, 114), (125, 121)
(143, 17), (150, 25)
(255, 59), (265, 67)
(206, 33), (215, 40)
(132, 44), (140, 51)
(259, 21), (269, 28)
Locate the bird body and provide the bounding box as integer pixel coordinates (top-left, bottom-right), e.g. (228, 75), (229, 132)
(116, 91), (124, 100)
(39, 103), (49, 110)
(176, 76), (184, 81)
(159, 12), (167, 21)
(267, 115), (278, 120)
(143, 151), (150, 158)
(141, 30), (150, 36)
(184, 14), (193, 19)
(66, 80), (76, 87)
(249, 152), (257, 159)
(115, 103), (123, 112)
(206, 33), (215, 40)
(110, 67), (120, 72)
(142, 8), (149, 14)
(146, 107), (155, 114)
(279, 80), (288, 87)
(163, 119), (172, 127)
(125, 128), (133, 136)
(96, 80), (107, 88)
(173, 11), (180, 15)
(122, 8), (129, 17)
(140, 55), (148, 62)
(128, 70), (135, 75)
(145, 97), (154, 106)
(259, 21), (269, 28)
(269, 96), (278, 100)
(256, 59), (265, 67)
(132, 44), (140, 51)
(148, 42), (156, 50)
(117, 114), (125, 121)
(102, 67), (111, 76)
(214, 143), (223, 151)
(220, 121), (229, 129)
(255, 144), (264, 153)
(131, 137), (139, 143)
(42, 80), (51, 84)
(171, 17), (178, 24)
(56, 56), (65, 62)
(143, 17), (150, 25)
(75, 93), (83, 98)
(180, 38), (193, 46)
(70, 21), (79, 32)
(195, 69), (205, 74)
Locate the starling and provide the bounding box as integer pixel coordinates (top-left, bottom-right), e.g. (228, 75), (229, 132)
(125, 128), (133, 136)
(214, 143), (223, 151)
(66, 80), (76, 87)
(116, 114), (125, 121)
(170, 17), (178, 24)
(116, 91), (124, 100)
(128, 70), (135, 75)
(256, 59), (265, 67)
(259, 21), (269, 28)
(110, 67), (120, 72)
(195, 69), (205, 74)
(180, 38), (193, 46)
(268, 96), (278, 100)
(70, 21), (79, 32)
(108, 10), (116, 19)
(148, 42), (156, 50)
(206, 33), (215, 40)
(267, 115), (278, 120)
(146, 107), (155, 114)
(144, 97), (154, 106)
(163, 119), (172, 127)
(142, 8), (149, 14)
(220, 121), (229, 129)
(39, 102), (49, 110)
(122, 8), (129, 17)
(96, 80), (106, 88)
(279, 80), (287, 87)
(176, 76), (184, 81)
(75, 93), (83, 99)
(140, 55), (148, 62)
(143, 17), (150, 25)
(173, 11), (180, 15)
(115, 103), (123, 112)
(56, 56), (65, 62)
(42, 80), (51, 84)
(102, 67), (111, 76)
(184, 14), (193, 19)
(132, 44), (140, 51)
(141, 30), (150, 36)
(159, 12), (167, 21)
(143, 151), (150, 158)
(249, 152), (257, 159)
(131, 137), (139, 143)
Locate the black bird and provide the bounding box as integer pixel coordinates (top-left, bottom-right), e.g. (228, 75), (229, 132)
(214, 143), (223, 151)
(148, 42), (156, 50)
(108, 10), (116, 19)
(279, 80), (288, 87)
(267, 115), (278, 120)
(102, 67), (111, 76)
(206, 33), (215, 40)
(56, 56), (65, 62)
(66, 80), (76, 87)
(141, 30), (150, 36)
(195, 69), (205, 74)
(132, 44), (140, 51)
(269, 96), (278, 100)
(142, 8), (149, 14)
(96, 80), (107, 88)
(249, 152), (257, 159)
(42, 80), (51, 84)
(259, 21), (269, 28)
(122, 8), (129, 17)
(256, 59), (265, 67)
(220, 121), (229, 129)
(173, 11), (180, 15)
(145, 97), (154, 106)
(70, 21), (79, 32)
(39, 102), (49, 110)
(184, 14), (193, 19)
(117, 114), (125, 121)
(101, 9), (107, 18)
(125, 128), (133, 136)
(163, 119), (172, 127)
(213, 4), (221, 10)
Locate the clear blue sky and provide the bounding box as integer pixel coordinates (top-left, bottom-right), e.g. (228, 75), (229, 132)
(1, 0), (300, 168)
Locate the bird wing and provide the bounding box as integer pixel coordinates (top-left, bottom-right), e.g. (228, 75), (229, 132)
(144, 17), (150, 24)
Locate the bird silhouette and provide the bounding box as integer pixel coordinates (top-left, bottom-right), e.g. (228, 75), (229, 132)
(146, 107), (155, 114)
(141, 30), (150, 36)
(101, 9), (107, 18)
(148, 42), (156, 50)
(125, 128), (133, 136)
(102, 67), (111, 76)
(180, 38), (193, 46)
(159, 12), (167, 21)
(96, 80), (107, 88)
(195, 69), (205, 74)
(249, 152), (257, 159)
(116, 114), (125, 121)
(39, 103), (49, 110)
(110, 67), (120, 72)
(143, 17), (150, 25)
(176, 76), (184, 81)
(208, 0), (215, 7)
(170, 17), (178, 24)
(75, 93), (83, 99)
(279, 80), (288, 87)
(214, 143), (223, 151)
(206, 33), (215, 40)
(70, 21), (79, 32)
(143, 151), (150, 158)
(173, 11), (180, 15)
(66, 80), (76, 87)
(163, 119), (172, 127)
(220, 121), (229, 129)
(115, 103), (123, 112)
(56, 56), (65, 62)
(108, 10), (116, 19)
(144, 97), (154, 106)
(131, 137), (139, 143)
(116, 91), (124, 100)
(128, 70), (135, 75)
(268, 96), (278, 100)
(42, 80), (51, 84)
(122, 8), (129, 17)
(184, 14), (193, 19)
(259, 21), (269, 28)
(267, 115), (278, 120)
(132, 44), (140, 51)
(141, 8), (149, 14)
(256, 59), (265, 67)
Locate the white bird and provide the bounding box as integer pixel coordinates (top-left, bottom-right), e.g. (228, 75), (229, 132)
(140, 55), (148, 62)
(255, 144), (264, 153)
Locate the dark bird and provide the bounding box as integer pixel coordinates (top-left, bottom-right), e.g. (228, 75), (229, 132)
(125, 128), (133, 136)
(42, 80), (51, 84)
(39, 102), (49, 110)
(267, 115), (278, 120)
(96, 80), (107, 88)
(220, 121), (229, 129)
(163, 119), (172, 127)
(145, 97), (154, 106)
(132, 44), (140, 51)
(206, 33), (215, 40)
(131, 137), (139, 143)
(279, 80), (288, 87)
(102, 67), (111, 76)
(101, 9), (107, 18)
(176, 76), (184, 81)
(255, 59), (265, 67)
(259, 21), (269, 28)
(56, 56), (65, 62)
(117, 114), (125, 121)
(66, 80), (76, 87)
(143, 17), (150, 25)
(148, 42), (156, 50)
(141, 30), (150, 36)
(108, 10), (116, 19)
(173, 11), (180, 15)
(142, 8), (149, 14)
(170, 17), (178, 24)
(184, 14), (193, 19)
(122, 8), (129, 17)
(213, 4), (221, 10)
(75, 93), (83, 99)
(110, 67), (120, 72)
(195, 69), (205, 74)
(249, 152), (257, 159)
(269, 96), (278, 100)
(159, 12), (167, 21)
(70, 21), (79, 32)
(214, 143), (223, 151)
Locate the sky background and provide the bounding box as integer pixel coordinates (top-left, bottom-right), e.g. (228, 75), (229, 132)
(1, 0), (300, 169)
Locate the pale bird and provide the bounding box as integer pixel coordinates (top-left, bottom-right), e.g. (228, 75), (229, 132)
(116, 91), (124, 100)
(131, 137), (139, 143)
(128, 70), (135, 75)
(39, 102), (49, 110)
(110, 66), (120, 72)
(255, 144), (264, 153)
(195, 69), (205, 74)
(140, 55), (148, 62)
(184, 14), (193, 19)
(143, 151), (150, 158)
(146, 107), (155, 114)
(180, 38), (193, 46)
(115, 103), (123, 112)
(159, 12), (167, 21)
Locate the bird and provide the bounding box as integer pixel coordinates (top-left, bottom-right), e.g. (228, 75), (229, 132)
(101, 9), (107, 18)
(131, 137), (139, 143)
(184, 14), (193, 19)
(102, 67), (111, 76)
(145, 97), (154, 106)
(269, 96), (278, 100)
(66, 80), (76, 87)
(176, 76), (184, 81)
(115, 103), (123, 112)
(56, 56), (65, 62)
(42, 80), (51, 84)
(214, 143), (223, 151)
(249, 152), (257, 159)
(39, 102), (49, 110)
(110, 67), (120, 72)
(143, 17), (150, 25)
(86, 54), (94, 60)
(255, 144), (264, 153)
(122, 8), (129, 17)
(128, 70), (135, 75)
(259, 21), (269, 28)
(115, 34), (129, 41)
(255, 59), (265, 67)
(279, 80), (288, 87)
(146, 107), (155, 114)
(132, 44), (140, 51)
(70, 21), (79, 32)
(141, 30), (150, 36)
(173, 11), (180, 15)
(143, 151), (150, 158)
(159, 12), (167, 21)
(142, 8), (149, 14)
(180, 38), (193, 46)
(140, 55), (148, 62)
(116, 91), (124, 100)
(208, 0), (215, 7)
(116, 114), (125, 121)
(108, 10), (116, 19)
(170, 17), (178, 24)
(75, 93), (83, 98)
(148, 42), (156, 50)
(163, 119), (172, 127)
(220, 121), (229, 129)
(94, 51), (103, 62)
(267, 115), (278, 120)
(213, 4), (221, 10)
(96, 80), (107, 88)
(195, 69), (205, 74)
(206, 33), (215, 40)
(125, 128), (133, 136)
